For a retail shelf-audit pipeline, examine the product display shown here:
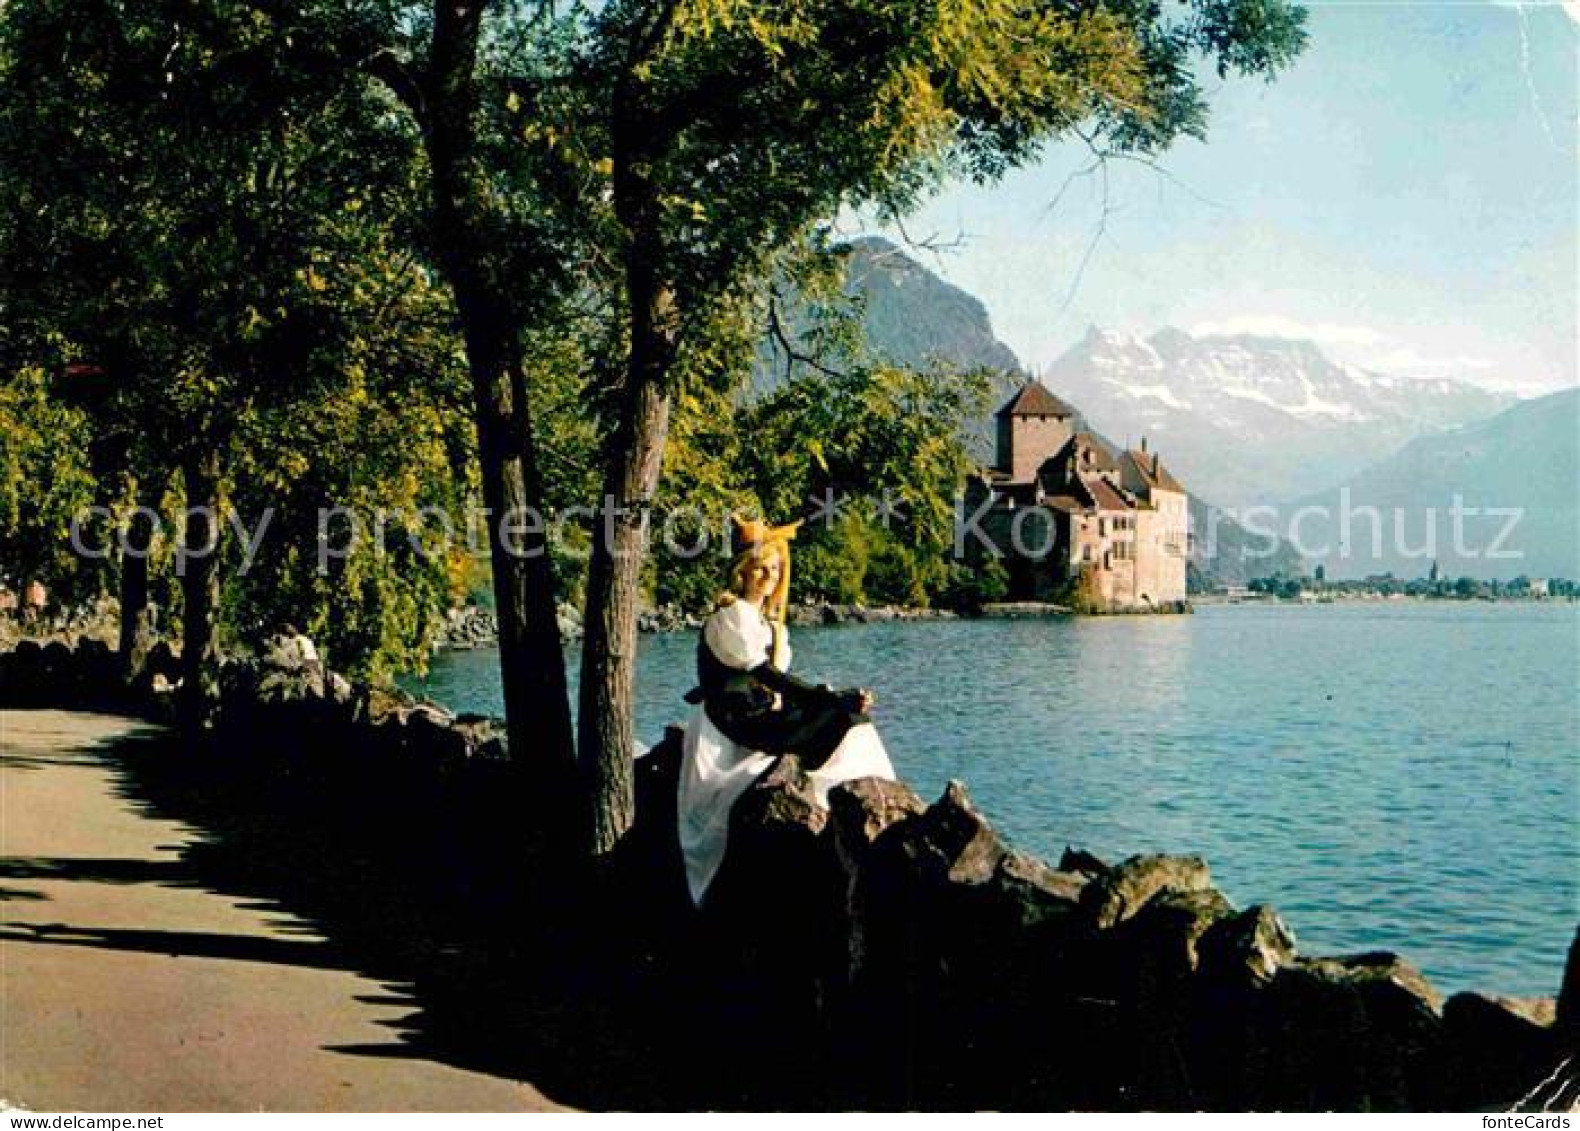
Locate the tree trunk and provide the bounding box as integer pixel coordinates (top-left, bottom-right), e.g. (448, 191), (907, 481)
(117, 481), (158, 686)
(464, 312), (577, 794)
(179, 449), (222, 725)
(578, 268), (676, 857)
(423, 0), (575, 791)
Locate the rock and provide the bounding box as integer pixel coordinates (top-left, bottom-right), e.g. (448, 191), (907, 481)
(75, 636), (111, 665)
(326, 671), (354, 705)
(435, 604), (501, 649)
(360, 684), (413, 726)
(0, 640), (43, 704)
(828, 777), (925, 851)
(633, 726), (685, 833)
(403, 706), (467, 764)
(1439, 990), (1571, 1111)
(1199, 905), (1298, 988)
(1296, 951), (1444, 1014)
(879, 781), (1007, 887)
(706, 756), (844, 1038)
(1051, 886), (1237, 1108)
(1558, 926), (1580, 1049)
(622, 727), (692, 923)
(257, 661), (325, 704)
(41, 640), (72, 684)
(452, 713), (507, 761)
(1080, 853), (1213, 929)
(824, 777), (927, 987)
(731, 755), (828, 839)
(1120, 886), (1236, 975)
(637, 603), (697, 634)
(1059, 846), (1108, 876)
(146, 640), (179, 681)
(986, 850), (1089, 930)
(1246, 952), (1445, 1110)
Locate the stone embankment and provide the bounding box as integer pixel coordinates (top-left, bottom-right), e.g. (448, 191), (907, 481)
(433, 601), (958, 651)
(2, 635), (1575, 1111)
(435, 602), (585, 650)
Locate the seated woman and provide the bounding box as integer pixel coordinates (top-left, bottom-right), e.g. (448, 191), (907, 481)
(677, 515), (895, 904)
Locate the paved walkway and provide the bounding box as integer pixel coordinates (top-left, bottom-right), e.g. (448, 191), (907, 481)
(0, 710), (563, 1112)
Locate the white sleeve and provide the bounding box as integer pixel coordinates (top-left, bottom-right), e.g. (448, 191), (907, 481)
(703, 601), (772, 671)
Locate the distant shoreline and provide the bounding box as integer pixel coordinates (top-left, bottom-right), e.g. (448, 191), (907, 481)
(1191, 593), (1580, 607)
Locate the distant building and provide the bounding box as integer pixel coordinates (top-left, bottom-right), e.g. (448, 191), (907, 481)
(963, 381), (1190, 608)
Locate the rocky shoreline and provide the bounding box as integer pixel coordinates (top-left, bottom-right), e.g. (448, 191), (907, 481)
(433, 597), (1197, 652)
(2, 635), (1575, 1110)
(433, 601), (962, 651)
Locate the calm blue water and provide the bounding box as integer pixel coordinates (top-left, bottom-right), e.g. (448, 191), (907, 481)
(408, 603), (1580, 998)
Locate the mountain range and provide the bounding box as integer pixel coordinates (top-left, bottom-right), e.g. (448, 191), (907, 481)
(1040, 327), (1514, 509)
(1287, 389), (1580, 581)
(828, 238), (1577, 584)
(825, 239), (1306, 585)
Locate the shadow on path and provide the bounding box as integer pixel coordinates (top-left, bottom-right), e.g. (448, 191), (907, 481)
(34, 726), (764, 1111)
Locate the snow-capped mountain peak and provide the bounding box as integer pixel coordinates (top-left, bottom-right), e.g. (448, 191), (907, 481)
(1041, 326), (1514, 506)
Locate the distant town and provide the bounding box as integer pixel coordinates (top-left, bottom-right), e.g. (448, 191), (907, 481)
(1215, 567), (1579, 603)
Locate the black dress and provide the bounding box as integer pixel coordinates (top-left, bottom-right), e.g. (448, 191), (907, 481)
(685, 603), (869, 772)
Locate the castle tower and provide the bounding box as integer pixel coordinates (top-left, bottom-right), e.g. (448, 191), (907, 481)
(995, 381), (1076, 482)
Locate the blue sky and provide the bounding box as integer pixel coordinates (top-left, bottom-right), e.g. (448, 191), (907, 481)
(858, 2), (1577, 395)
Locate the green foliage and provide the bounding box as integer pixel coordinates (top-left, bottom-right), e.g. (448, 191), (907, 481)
(0, 368), (99, 601)
(1064, 564), (1108, 614)
(561, 0), (1307, 322)
(565, 0), (1306, 632)
(939, 555), (1009, 610)
(652, 291), (994, 611)
(0, 0), (1309, 687)
(0, 0), (476, 675)
(224, 289), (477, 677)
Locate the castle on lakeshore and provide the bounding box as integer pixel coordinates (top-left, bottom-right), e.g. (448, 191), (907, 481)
(963, 381), (1190, 608)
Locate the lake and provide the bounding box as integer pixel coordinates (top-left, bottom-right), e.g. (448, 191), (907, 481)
(407, 602), (1580, 999)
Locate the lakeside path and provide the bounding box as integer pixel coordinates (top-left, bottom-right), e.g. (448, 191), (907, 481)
(0, 710), (564, 1112)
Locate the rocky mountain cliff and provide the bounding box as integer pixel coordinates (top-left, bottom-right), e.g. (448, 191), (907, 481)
(754, 236), (1026, 450)
(843, 237), (1025, 379)
(1041, 327), (1513, 508)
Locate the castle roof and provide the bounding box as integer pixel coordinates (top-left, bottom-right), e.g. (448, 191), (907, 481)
(1038, 431), (1117, 479)
(1085, 475), (1134, 512)
(1070, 431), (1118, 472)
(1040, 494), (1087, 514)
(1120, 448), (1186, 494)
(995, 381), (1075, 419)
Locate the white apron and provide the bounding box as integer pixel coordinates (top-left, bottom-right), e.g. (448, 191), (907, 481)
(675, 600), (895, 904)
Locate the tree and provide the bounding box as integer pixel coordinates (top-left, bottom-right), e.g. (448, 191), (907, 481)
(569, 0), (1308, 854)
(0, 0), (473, 701)
(0, 368), (98, 605)
(222, 223), (481, 680)
(361, 1), (593, 801)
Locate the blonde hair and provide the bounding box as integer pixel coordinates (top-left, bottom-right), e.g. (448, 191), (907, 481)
(723, 539), (792, 625)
